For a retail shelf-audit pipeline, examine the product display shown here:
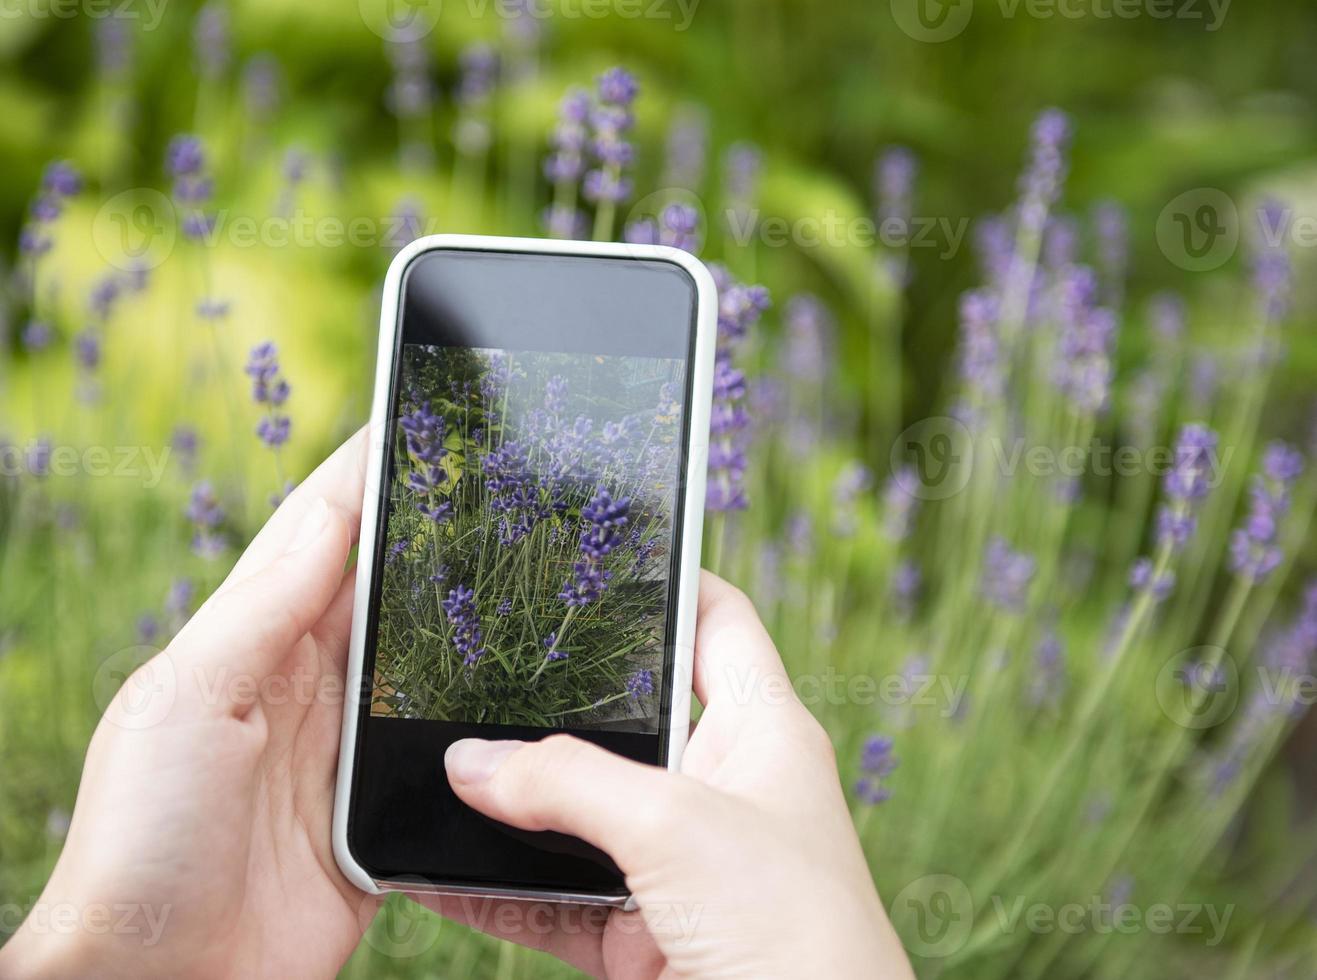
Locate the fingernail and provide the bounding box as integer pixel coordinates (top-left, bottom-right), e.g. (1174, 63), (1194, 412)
(445, 739), (523, 784)
(287, 498), (329, 553)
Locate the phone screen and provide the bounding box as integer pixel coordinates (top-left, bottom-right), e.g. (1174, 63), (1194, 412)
(346, 247), (699, 897)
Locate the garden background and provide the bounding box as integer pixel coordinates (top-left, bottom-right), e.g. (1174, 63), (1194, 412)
(3, 0), (1317, 976)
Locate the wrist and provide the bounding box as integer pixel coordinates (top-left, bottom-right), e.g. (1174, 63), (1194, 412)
(0, 918), (99, 980)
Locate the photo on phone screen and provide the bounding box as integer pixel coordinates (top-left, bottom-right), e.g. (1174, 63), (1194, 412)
(373, 344), (685, 730)
(340, 244), (706, 899)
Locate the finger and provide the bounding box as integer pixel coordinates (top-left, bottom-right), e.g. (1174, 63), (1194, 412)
(445, 734), (701, 873)
(413, 894), (609, 977)
(216, 427), (369, 592)
(692, 571), (794, 714)
(175, 499), (353, 705)
(309, 565), (358, 673)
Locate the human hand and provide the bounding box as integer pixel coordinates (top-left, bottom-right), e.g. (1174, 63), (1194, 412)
(432, 572), (915, 979)
(0, 432), (374, 979)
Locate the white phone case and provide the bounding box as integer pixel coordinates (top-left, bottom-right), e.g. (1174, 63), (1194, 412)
(332, 234), (717, 906)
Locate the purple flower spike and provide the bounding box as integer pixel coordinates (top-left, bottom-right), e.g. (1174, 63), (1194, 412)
(442, 585), (486, 666)
(597, 66), (639, 107)
(186, 480), (226, 559)
(1130, 558), (1175, 602)
(166, 135), (206, 179)
(856, 735), (898, 805)
(42, 161), (82, 198)
(1164, 424), (1219, 502)
(626, 669), (655, 699)
(245, 341), (293, 453)
(1229, 441), (1303, 583)
(875, 146), (917, 227)
(981, 537), (1036, 612)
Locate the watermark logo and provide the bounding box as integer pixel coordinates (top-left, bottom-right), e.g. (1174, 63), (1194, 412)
(890, 874), (975, 958)
(358, 0), (443, 41)
(359, 887), (444, 958)
(92, 645), (177, 731)
(890, 416), (975, 501)
(1155, 646), (1239, 730)
(1155, 188), (1239, 272)
(92, 188), (176, 272)
(890, 0), (974, 42)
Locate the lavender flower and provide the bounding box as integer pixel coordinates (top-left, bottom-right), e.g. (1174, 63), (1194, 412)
(582, 67), (638, 222)
(890, 560), (921, 619)
(442, 585), (486, 666)
(193, 2), (230, 80)
(242, 54), (283, 120)
(1251, 199), (1291, 324)
(186, 480), (226, 559)
(957, 289), (1004, 403)
(559, 486), (630, 606)
(544, 633), (568, 662)
(782, 294), (834, 386)
(165, 578), (195, 626)
(1051, 265), (1117, 414)
(95, 18), (133, 81)
(1129, 558), (1175, 602)
(245, 342), (292, 451)
(386, 33), (434, 169)
(400, 401), (448, 497)
(833, 462), (872, 537)
(1028, 628), (1067, 709)
(1155, 423), (1220, 552)
(626, 669), (655, 699)
(706, 265), (770, 513)
(455, 43), (498, 155)
(166, 135), (217, 242)
(855, 735), (898, 805)
(662, 107), (709, 190)
(1228, 442), (1303, 582)
(1092, 200), (1129, 303)
(882, 468), (920, 541)
(875, 146), (917, 228)
(722, 142), (762, 230)
(1017, 108), (1071, 235)
(981, 537), (1036, 612)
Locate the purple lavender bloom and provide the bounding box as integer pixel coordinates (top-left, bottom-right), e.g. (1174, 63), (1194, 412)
(186, 480), (226, 559)
(166, 136), (206, 179)
(544, 633), (568, 662)
(582, 69), (638, 208)
(496, 597), (513, 616)
(193, 2), (230, 80)
(559, 559), (612, 607)
(626, 669), (655, 699)
(874, 146), (917, 227)
(1043, 215), (1079, 270)
(579, 486), (631, 559)
(165, 578), (195, 623)
(171, 426), (199, 474)
(882, 468), (920, 541)
(1164, 424), (1219, 502)
(891, 559), (921, 618)
(544, 88), (591, 186)
(1129, 558), (1175, 602)
(782, 294), (833, 386)
(1017, 108), (1071, 233)
(1251, 199), (1291, 323)
(1028, 628), (1067, 709)
(95, 18), (133, 81)
(457, 42), (498, 106)
(1147, 292), (1185, 347)
(42, 161), (82, 198)
(242, 54), (282, 119)
(723, 142), (762, 210)
(136, 614), (160, 644)
(74, 330), (101, 371)
(542, 203), (588, 240)
(981, 537), (1036, 612)
(1092, 200), (1129, 300)
(855, 735), (897, 805)
(245, 342), (292, 450)
(662, 107), (709, 190)
(21, 320), (53, 352)
(27, 438), (52, 479)
(957, 289), (1004, 401)
(1052, 265), (1117, 414)
(833, 462), (872, 537)
(442, 585), (486, 666)
(1229, 442), (1303, 583)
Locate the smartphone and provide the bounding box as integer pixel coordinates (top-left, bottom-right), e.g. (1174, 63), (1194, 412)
(333, 235), (716, 905)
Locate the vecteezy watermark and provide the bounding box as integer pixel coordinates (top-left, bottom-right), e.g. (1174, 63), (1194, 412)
(989, 893), (1234, 946)
(889, 874), (975, 958)
(0, 0), (169, 30)
(93, 193), (446, 272)
(0, 900), (172, 947)
(890, 420), (1236, 502)
(720, 662), (969, 715)
(1155, 646), (1239, 730)
(357, 0), (699, 41)
(0, 440), (172, 488)
(725, 207), (969, 260)
(890, 873), (1235, 960)
(890, 0), (1229, 42)
(1157, 192), (1317, 272)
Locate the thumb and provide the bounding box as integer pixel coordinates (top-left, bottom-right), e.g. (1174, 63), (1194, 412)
(176, 498), (352, 706)
(445, 735), (703, 874)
